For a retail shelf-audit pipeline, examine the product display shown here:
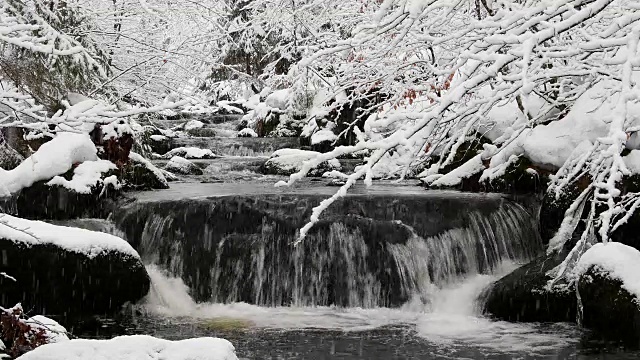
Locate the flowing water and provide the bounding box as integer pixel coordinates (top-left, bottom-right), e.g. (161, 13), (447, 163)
(58, 183), (640, 358)
(47, 120), (639, 358)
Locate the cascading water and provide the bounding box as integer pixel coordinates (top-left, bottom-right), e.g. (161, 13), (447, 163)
(61, 190), (589, 357)
(113, 192), (541, 308)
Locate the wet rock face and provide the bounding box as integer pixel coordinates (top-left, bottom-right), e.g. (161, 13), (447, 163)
(481, 252), (577, 322)
(578, 266), (640, 345)
(11, 182), (117, 220)
(119, 160), (168, 191)
(0, 240), (150, 318)
(114, 193), (541, 308)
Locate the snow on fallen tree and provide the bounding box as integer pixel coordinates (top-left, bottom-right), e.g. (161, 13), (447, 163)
(16, 335), (238, 360)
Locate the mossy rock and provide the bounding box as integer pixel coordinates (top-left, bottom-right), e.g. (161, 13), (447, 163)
(480, 251), (577, 323)
(186, 128), (217, 137)
(200, 318), (254, 331)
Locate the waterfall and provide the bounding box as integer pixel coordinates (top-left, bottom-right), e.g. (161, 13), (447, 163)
(113, 193), (542, 308)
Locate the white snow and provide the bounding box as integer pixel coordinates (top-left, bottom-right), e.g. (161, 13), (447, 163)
(16, 335), (237, 360)
(266, 149), (341, 174)
(184, 120), (204, 131)
(423, 154), (485, 186)
(576, 242), (640, 299)
(0, 214), (140, 258)
(162, 147), (216, 159)
(237, 128), (258, 137)
(24, 315), (69, 344)
(47, 160), (117, 194)
(623, 150), (640, 174)
(165, 156), (199, 174)
(0, 133), (98, 196)
(150, 134), (167, 142)
(264, 89), (290, 110)
(311, 129), (337, 145)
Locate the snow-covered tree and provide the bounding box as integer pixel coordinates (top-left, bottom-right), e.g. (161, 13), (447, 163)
(280, 0), (640, 280)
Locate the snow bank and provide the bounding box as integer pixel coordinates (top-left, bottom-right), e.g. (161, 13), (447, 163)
(0, 214), (139, 258)
(47, 160), (117, 194)
(16, 335), (237, 360)
(162, 147), (216, 159)
(576, 242), (640, 299)
(0, 133), (97, 196)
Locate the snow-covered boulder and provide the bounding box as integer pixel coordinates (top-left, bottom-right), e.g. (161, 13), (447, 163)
(264, 89), (290, 110)
(576, 242), (640, 343)
(0, 133), (98, 196)
(162, 147), (216, 159)
(164, 156), (203, 176)
(120, 152), (169, 190)
(237, 128), (258, 138)
(262, 149), (342, 177)
(0, 215), (150, 316)
(16, 335), (237, 360)
(184, 120), (204, 131)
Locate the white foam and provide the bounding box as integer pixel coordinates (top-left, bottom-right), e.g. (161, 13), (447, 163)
(143, 263), (579, 355)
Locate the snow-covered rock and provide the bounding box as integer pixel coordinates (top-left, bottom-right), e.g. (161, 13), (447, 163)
(0, 215), (150, 316)
(16, 335), (238, 360)
(237, 128), (258, 138)
(576, 242), (640, 299)
(265, 89), (290, 110)
(150, 134), (167, 142)
(24, 316), (69, 344)
(184, 120), (204, 131)
(0, 214), (138, 259)
(576, 242), (640, 342)
(162, 147), (216, 159)
(121, 152), (169, 190)
(164, 156), (203, 175)
(310, 129), (337, 145)
(47, 160), (118, 194)
(263, 149), (341, 176)
(0, 133), (98, 196)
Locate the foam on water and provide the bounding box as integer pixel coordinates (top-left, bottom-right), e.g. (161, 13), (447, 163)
(143, 263), (580, 355)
